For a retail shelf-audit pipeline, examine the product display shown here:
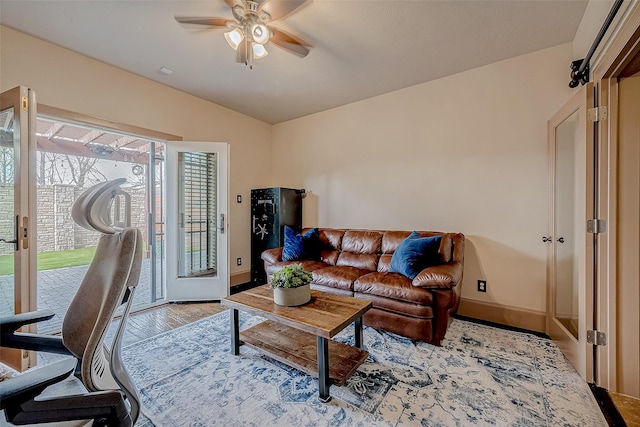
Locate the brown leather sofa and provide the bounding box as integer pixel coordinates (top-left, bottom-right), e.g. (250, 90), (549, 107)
(261, 228), (464, 345)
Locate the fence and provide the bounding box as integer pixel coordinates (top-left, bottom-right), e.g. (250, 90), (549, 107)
(0, 185), (147, 256)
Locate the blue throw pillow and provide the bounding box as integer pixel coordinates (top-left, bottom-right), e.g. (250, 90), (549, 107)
(390, 232), (442, 280)
(282, 226), (320, 261)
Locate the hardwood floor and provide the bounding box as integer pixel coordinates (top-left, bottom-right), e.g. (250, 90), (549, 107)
(610, 392), (640, 427)
(120, 302), (226, 347)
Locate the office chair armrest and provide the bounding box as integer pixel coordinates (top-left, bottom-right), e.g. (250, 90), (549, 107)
(1, 332), (69, 355)
(7, 389), (133, 427)
(0, 310), (71, 355)
(0, 309), (55, 334)
(0, 358), (76, 410)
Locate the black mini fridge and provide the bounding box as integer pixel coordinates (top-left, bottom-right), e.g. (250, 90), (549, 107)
(251, 187), (303, 284)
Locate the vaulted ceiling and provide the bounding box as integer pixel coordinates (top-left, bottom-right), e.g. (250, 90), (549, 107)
(0, 1), (588, 124)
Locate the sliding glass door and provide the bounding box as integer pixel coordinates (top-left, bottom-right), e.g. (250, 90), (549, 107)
(33, 116), (167, 333)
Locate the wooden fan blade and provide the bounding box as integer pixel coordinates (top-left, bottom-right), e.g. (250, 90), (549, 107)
(260, 0), (310, 22)
(269, 27), (311, 58)
(224, 0), (240, 9)
(175, 17), (232, 29)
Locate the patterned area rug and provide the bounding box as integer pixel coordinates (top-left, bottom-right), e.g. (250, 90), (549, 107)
(123, 311), (606, 426)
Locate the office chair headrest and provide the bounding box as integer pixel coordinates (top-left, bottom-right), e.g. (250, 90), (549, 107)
(72, 178), (127, 234)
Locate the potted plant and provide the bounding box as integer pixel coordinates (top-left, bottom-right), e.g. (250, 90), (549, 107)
(270, 264), (313, 306)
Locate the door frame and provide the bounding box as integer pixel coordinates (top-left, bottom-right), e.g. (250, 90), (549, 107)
(0, 86), (37, 370)
(589, 1), (640, 392)
(546, 84), (593, 382)
(165, 141), (230, 301)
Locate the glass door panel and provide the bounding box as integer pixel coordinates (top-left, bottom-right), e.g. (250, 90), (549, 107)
(0, 107), (16, 318)
(34, 117), (166, 333)
(178, 151), (217, 278)
(554, 109), (579, 339)
(151, 143), (166, 302)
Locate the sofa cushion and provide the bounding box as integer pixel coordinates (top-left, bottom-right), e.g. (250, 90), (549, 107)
(354, 272), (434, 305)
(381, 231), (412, 254)
(312, 266), (369, 291)
(377, 254), (392, 272)
(320, 249), (340, 266)
(282, 226), (320, 261)
(318, 229), (345, 251)
(341, 230), (382, 254)
(336, 252), (378, 271)
(390, 233), (442, 279)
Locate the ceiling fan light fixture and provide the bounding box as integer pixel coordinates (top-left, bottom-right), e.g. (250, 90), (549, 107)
(176, 0), (310, 69)
(251, 23), (269, 44)
(252, 42), (268, 58)
(224, 28), (244, 50)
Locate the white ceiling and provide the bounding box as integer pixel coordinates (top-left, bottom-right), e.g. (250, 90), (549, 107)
(0, 0), (588, 124)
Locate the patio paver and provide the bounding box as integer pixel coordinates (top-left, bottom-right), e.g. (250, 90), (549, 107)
(0, 258), (160, 334)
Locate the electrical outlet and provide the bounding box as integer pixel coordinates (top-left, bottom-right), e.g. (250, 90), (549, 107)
(236, 257), (242, 266)
(237, 195), (242, 203)
(478, 280), (487, 292)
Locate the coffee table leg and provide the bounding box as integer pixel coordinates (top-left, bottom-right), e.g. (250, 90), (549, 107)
(231, 308), (240, 355)
(317, 336), (331, 403)
(355, 316), (363, 349)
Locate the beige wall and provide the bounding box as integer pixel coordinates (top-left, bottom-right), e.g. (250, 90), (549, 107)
(0, 25), (271, 278)
(1, 25), (579, 315)
(271, 44), (575, 313)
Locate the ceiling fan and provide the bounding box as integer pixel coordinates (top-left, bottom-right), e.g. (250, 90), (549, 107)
(175, 0), (312, 69)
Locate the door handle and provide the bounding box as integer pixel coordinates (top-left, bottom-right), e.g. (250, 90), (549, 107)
(557, 237), (565, 243)
(0, 215), (20, 251)
(542, 236), (552, 243)
(219, 214), (225, 234)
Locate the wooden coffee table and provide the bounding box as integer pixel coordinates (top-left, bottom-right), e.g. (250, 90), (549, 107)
(222, 285), (372, 402)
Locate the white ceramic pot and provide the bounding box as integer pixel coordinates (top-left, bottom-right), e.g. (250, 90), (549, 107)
(273, 284), (311, 307)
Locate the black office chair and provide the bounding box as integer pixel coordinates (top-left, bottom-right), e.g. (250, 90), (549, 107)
(0, 179), (142, 426)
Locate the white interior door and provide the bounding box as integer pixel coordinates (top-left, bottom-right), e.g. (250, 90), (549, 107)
(547, 84), (593, 381)
(166, 142), (229, 300)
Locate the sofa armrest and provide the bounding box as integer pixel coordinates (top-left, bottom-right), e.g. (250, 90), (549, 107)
(261, 247), (283, 264)
(412, 261), (463, 289)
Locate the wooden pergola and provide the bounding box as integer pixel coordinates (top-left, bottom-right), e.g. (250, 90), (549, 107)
(36, 117), (163, 164)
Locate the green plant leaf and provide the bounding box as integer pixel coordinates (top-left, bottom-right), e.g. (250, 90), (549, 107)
(270, 263), (312, 289)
